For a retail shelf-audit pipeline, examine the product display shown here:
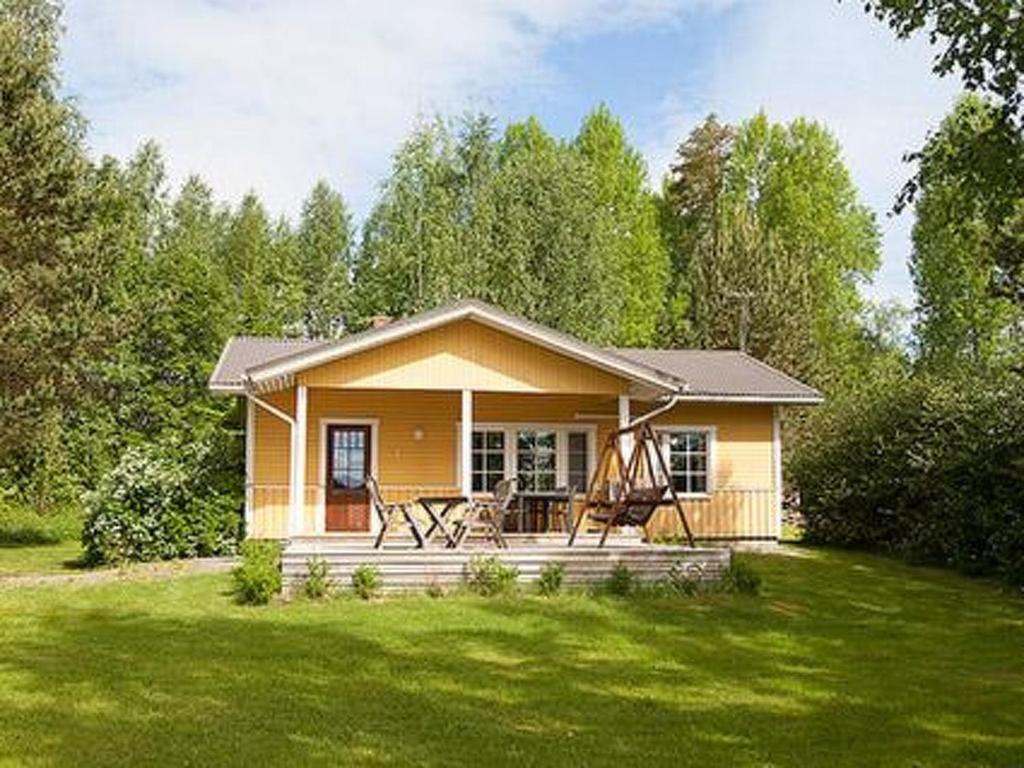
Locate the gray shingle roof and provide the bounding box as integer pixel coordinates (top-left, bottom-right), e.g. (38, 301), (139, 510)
(209, 337), (326, 391)
(609, 348), (822, 402)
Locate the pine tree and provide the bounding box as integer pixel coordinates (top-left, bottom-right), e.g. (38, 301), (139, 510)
(297, 181), (353, 337)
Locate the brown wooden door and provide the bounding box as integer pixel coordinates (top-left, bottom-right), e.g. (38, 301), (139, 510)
(325, 424), (372, 532)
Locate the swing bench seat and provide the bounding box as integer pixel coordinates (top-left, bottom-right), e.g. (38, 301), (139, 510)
(570, 485), (669, 547)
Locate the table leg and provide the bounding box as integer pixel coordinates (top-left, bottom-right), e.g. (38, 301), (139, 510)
(419, 500), (458, 548)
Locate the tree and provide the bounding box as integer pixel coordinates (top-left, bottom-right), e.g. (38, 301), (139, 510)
(491, 117), (620, 343)
(354, 110), (660, 345)
(574, 104), (668, 345)
(0, 0), (120, 503)
(730, 114), (880, 384)
(911, 94), (1024, 371)
(220, 193), (303, 336)
(858, 1), (1024, 301)
(664, 113), (881, 389)
(662, 115), (734, 346)
(861, 1), (1023, 121)
(296, 181), (354, 338)
(354, 117), (466, 321)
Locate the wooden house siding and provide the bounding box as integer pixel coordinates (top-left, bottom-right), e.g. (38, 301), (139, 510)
(297, 320), (630, 395)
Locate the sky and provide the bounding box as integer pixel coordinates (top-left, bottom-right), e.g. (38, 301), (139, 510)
(61, 0), (960, 305)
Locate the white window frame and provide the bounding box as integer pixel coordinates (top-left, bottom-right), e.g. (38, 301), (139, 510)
(653, 425), (716, 499)
(456, 422), (597, 495)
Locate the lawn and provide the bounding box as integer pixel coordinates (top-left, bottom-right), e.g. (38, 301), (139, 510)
(0, 548), (1021, 767)
(0, 541), (84, 576)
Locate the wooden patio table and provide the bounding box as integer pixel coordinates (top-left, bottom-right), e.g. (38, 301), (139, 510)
(513, 490), (576, 534)
(416, 495), (467, 548)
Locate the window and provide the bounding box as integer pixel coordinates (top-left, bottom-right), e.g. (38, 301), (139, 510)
(516, 430), (557, 491)
(471, 430), (505, 492)
(567, 431), (589, 491)
(661, 429), (711, 495)
(460, 424), (596, 494)
(329, 426), (368, 490)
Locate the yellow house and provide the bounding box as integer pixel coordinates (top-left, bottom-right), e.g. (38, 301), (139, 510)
(209, 300), (821, 543)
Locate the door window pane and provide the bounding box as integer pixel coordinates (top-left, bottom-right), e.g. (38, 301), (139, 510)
(332, 429), (368, 490)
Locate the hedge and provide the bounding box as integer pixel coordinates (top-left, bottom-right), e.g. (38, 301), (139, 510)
(790, 373), (1024, 588)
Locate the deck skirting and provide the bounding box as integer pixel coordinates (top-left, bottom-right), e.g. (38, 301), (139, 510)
(281, 538), (731, 593)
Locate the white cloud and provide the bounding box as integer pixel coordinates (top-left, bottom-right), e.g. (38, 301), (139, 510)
(641, 0), (960, 304)
(61, 0), (701, 218)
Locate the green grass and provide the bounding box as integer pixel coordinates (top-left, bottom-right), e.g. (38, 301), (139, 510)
(0, 548), (1021, 767)
(0, 541), (85, 576)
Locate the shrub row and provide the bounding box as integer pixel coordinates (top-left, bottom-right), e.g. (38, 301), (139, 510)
(791, 373), (1024, 587)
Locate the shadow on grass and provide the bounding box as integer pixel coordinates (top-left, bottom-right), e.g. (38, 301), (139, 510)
(0, 548), (1021, 767)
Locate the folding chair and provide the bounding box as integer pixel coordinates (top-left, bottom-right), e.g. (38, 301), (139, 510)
(453, 478), (516, 549)
(367, 476), (424, 549)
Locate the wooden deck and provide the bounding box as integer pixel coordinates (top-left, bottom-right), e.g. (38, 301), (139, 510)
(282, 534), (731, 593)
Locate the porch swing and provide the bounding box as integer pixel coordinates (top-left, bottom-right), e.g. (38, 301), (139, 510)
(568, 419), (696, 548)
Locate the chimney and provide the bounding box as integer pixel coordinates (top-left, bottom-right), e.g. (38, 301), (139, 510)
(369, 315), (393, 329)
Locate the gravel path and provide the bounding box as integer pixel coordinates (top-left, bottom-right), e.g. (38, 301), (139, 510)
(0, 557), (236, 589)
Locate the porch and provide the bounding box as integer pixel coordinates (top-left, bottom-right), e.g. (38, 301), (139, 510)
(281, 533), (732, 593)
(246, 385), (782, 543)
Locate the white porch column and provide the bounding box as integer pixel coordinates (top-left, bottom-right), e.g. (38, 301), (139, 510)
(772, 405), (783, 541)
(289, 384), (308, 536)
(460, 389), (473, 499)
(244, 398), (255, 534)
(618, 394), (633, 463)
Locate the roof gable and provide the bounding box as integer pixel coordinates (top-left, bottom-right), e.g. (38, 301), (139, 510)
(235, 300), (679, 394)
(209, 299), (822, 404)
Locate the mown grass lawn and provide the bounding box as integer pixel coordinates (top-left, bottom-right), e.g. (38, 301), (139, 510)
(0, 541), (84, 576)
(0, 548), (1021, 767)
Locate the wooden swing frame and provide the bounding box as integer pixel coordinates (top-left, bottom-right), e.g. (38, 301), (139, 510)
(568, 419), (696, 547)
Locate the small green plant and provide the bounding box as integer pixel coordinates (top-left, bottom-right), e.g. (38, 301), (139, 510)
(231, 540), (282, 605)
(605, 564), (636, 596)
(465, 555), (519, 596)
(723, 557), (762, 595)
(665, 560), (706, 596)
(351, 563), (382, 600)
(303, 556), (332, 599)
(537, 561), (565, 596)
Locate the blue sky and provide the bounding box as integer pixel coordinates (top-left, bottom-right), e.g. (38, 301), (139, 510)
(61, 0), (959, 305)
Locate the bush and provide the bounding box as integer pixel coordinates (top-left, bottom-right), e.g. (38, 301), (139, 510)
(0, 498), (83, 545)
(82, 443), (241, 564)
(791, 373), (1024, 588)
(303, 557), (332, 599)
(537, 562), (565, 596)
(665, 560), (706, 596)
(465, 555), (519, 596)
(351, 564), (382, 600)
(232, 540), (282, 605)
(605, 564), (636, 596)
(722, 557), (762, 595)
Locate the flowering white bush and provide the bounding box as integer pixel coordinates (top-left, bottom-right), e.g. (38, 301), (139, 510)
(83, 442), (240, 564)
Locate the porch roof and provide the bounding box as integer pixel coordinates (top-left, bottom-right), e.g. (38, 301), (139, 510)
(209, 299), (822, 404)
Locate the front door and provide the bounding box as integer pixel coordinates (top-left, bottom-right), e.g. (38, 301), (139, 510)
(325, 424), (372, 531)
